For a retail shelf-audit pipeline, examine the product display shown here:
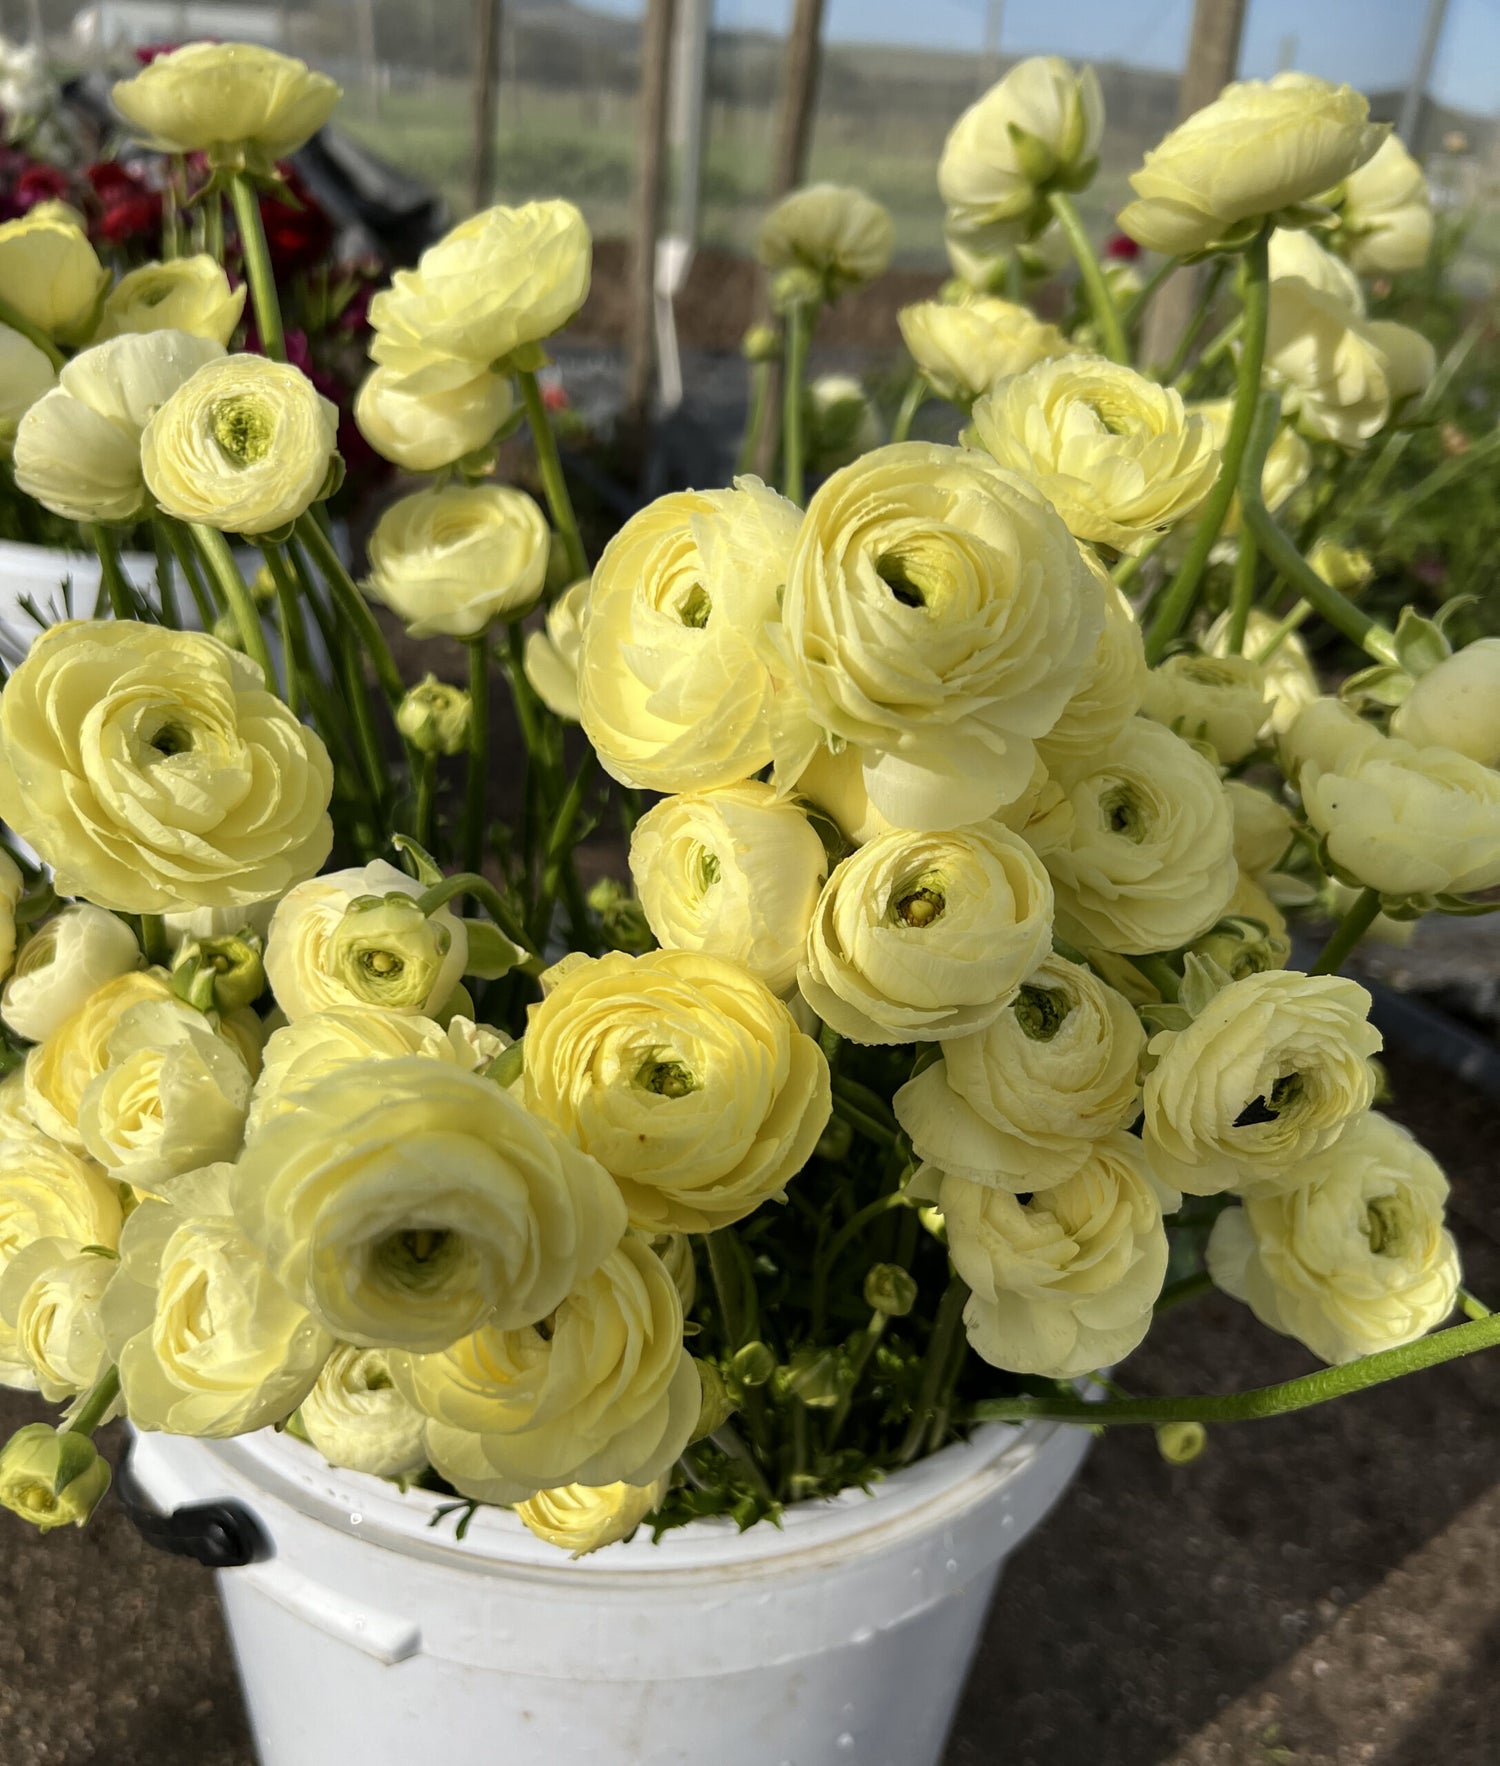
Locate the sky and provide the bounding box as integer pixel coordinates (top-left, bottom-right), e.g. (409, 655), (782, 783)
(588, 0), (1500, 117)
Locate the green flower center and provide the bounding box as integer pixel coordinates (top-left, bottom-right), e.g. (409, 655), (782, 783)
(1099, 784), (1146, 842)
(1364, 1195), (1409, 1257)
(1234, 1071), (1303, 1129)
(678, 583), (712, 628)
(210, 395), (275, 467)
(635, 1055), (699, 1097)
(361, 948), (404, 979)
(148, 721), (192, 758)
(1015, 984), (1071, 1042)
(876, 552), (927, 608)
(695, 848), (721, 893)
(374, 1228), (458, 1292)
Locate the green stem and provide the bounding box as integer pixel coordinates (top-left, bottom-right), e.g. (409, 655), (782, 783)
(1158, 260), (1227, 382)
(709, 1424), (776, 1507)
(781, 297), (814, 504)
(151, 521), (181, 628)
(86, 524), (134, 619)
(1126, 953), (1182, 1001)
(1048, 190), (1126, 364)
(1121, 253), (1180, 333)
(190, 524), (276, 684)
(414, 753), (435, 851)
(1460, 1289), (1491, 1322)
(228, 173), (285, 362)
(891, 372), (927, 443)
(1154, 1269), (1215, 1314)
(517, 369), (587, 582)
(158, 518), (218, 627)
(1225, 527), (1259, 655)
(530, 753), (596, 948)
(810, 1191), (910, 1337)
(67, 1366), (121, 1437)
(1174, 313), (1243, 394)
(1111, 526), (1170, 590)
(736, 359), (774, 477)
(1309, 886), (1382, 976)
(201, 186), (224, 265)
(1378, 429), (1500, 533)
(971, 1311), (1500, 1429)
(1145, 229), (1270, 664)
(1251, 600), (1313, 664)
(139, 914), (169, 966)
(415, 873), (541, 962)
(898, 1274), (970, 1465)
(294, 514), (407, 711)
(260, 543), (315, 718)
(463, 637), (490, 875)
(824, 1313), (888, 1443)
(0, 292), (65, 369)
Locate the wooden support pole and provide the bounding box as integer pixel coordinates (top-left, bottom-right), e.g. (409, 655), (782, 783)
(469, 0), (504, 214)
(622, 0), (678, 456)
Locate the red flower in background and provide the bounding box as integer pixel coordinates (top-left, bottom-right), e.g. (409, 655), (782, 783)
(86, 160), (162, 244)
(259, 165), (334, 279)
(1104, 233), (1141, 261)
(15, 164), (69, 210)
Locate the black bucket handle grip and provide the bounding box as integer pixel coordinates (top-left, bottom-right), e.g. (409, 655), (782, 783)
(115, 1444), (273, 1569)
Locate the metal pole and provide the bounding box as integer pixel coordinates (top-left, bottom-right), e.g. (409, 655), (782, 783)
(1398, 0), (1451, 147)
(355, 0), (381, 123)
(980, 0), (1005, 91)
(623, 0), (678, 452)
(469, 0), (503, 214)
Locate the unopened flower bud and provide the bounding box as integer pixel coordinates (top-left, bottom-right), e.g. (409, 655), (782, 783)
(249, 562), (277, 607)
(396, 674), (472, 757)
(1307, 539), (1373, 596)
(783, 1345), (843, 1408)
(770, 264), (825, 313)
(864, 1262), (918, 1317)
(730, 1341), (776, 1389)
(329, 893), (455, 1012)
(691, 1358), (736, 1442)
(0, 1423), (111, 1532)
(741, 324), (781, 363)
(1156, 1421), (1208, 1466)
(586, 878), (653, 954)
(171, 930), (266, 1014)
(212, 612), (245, 651)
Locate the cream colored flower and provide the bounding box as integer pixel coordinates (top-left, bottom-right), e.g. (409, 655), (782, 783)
(798, 824), (1052, 1044)
(0, 324), (56, 454)
(0, 1238), (113, 1402)
(1192, 874), (1291, 982)
(1142, 653), (1269, 765)
(1208, 1111), (1458, 1364)
(233, 1058), (625, 1350)
(23, 969), (174, 1147)
(0, 1424), (111, 1531)
(77, 998), (252, 1194)
(0, 1073), (31, 1139)
(895, 953), (1143, 1191)
(1268, 225), (1366, 306)
(1286, 698), (1500, 897)
(0, 212), (108, 344)
(298, 1344), (428, 1478)
(366, 484), (550, 639)
(395, 675), (471, 757)
(0, 1128), (122, 1391)
(245, 1007), (501, 1139)
(579, 479), (800, 794)
(1118, 73), (1384, 256)
(96, 256), (246, 347)
(1036, 576), (1148, 778)
(524, 948), (830, 1235)
(369, 201), (591, 388)
(515, 1476), (669, 1557)
(0, 621), (333, 913)
(756, 185), (893, 301)
(3, 906), (144, 1046)
(898, 296), (1070, 407)
(973, 356), (1219, 555)
(112, 41), (340, 171)
(1392, 639), (1500, 767)
(1338, 133), (1433, 275)
(941, 1130), (1169, 1378)
(264, 860), (467, 1022)
(939, 57), (1103, 264)
(1204, 607), (1319, 738)
(805, 374), (881, 473)
(1043, 717), (1237, 954)
(395, 1236), (698, 1503)
(0, 851), (18, 983)
(776, 442), (1102, 829)
(1144, 968), (1380, 1197)
(523, 579), (590, 723)
(1187, 399), (1311, 543)
(630, 783), (827, 997)
(354, 363), (513, 474)
(142, 352), (340, 533)
(1225, 780), (1294, 878)
(13, 330), (224, 523)
(101, 1161), (331, 1436)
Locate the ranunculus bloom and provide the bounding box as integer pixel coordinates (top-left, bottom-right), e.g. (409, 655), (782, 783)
(354, 363), (513, 474)
(365, 484), (550, 638)
(298, 1344), (428, 1478)
(898, 295), (1070, 407)
(756, 184), (894, 301)
(1141, 652), (1270, 766)
(1391, 639), (1500, 767)
(0, 323), (56, 455)
(1036, 573), (1147, 778)
(2, 906), (144, 1047)
(522, 579), (590, 723)
(515, 1476), (669, 1557)
(0, 211), (108, 344)
(0, 1238), (112, 1403)
(95, 255), (245, 347)
(1338, 133), (1433, 275)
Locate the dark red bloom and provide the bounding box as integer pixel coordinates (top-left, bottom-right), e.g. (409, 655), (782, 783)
(1104, 233), (1141, 261)
(85, 160), (163, 243)
(133, 42), (191, 64)
(15, 164), (69, 210)
(258, 165), (334, 278)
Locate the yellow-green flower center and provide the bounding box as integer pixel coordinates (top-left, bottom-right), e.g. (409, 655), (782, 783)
(890, 875), (947, 928)
(678, 583), (712, 628)
(1099, 784), (1147, 842)
(1364, 1194), (1409, 1257)
(635, 1054), (699, 1097)
(694, 847), (721, 892)
(1015, 984), (1071, 1042)
(210, 395), (275, 467)
(375, 1228), (458, 1292)
(876, 552), (927, 608)
(1235, 1071), (1304, 1129)
(147, 720), (193, 758)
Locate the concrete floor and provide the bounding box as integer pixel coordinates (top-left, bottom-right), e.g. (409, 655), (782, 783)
(1, 1047), (1496, 1766)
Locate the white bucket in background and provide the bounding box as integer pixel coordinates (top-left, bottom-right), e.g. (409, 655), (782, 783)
(0, 539), (170, 658)
(128, 1419), (1091, 1766)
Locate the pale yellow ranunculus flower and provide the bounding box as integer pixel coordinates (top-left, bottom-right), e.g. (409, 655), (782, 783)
(0, 1423), (112, 1532)
(524, 948), (831, 1235)
(515, 1476), (669, 1557)
(96, 255), (246, 347)
(366, 484), (550, 639)
(0, 1237), (112, 1403)
(395, 675), (471, 757)
(940, 1129), (1170, 1379)
(1191, 874), (1292, 983)
(939, 57), (1103, 264)
(973, 356), (1219, 555)
(1118, 72), (1385, 256)
(1224, 779), (1295, 879)
(579, 479), (800, 794)
(1144, 968), (1381, 1198)
(1036, 574), (1147, 780)
(1208, 1111), (1458, 1365)
(142, 352), (340, 534)
(396, 1236), (699, 1503)
(1204, 607), (1318, 739)
(1264, 276), (1422, 449)
(898, 295), (1070, 406)
(1391, 639), (1500, 767)
(3, 905), (144, 1046)
(77, 998), (252, 1195)
(0, 850), (19, 983)
(0, 621), (334, 914)
(1338, 133), (1433, 275)
(13, 329), (224, 524)
(629, 782), (827, 998)
(233, 1058), (626, 1350)
(298, 1344), (428, 1478)
(1141, 652), (1270, 766)
(0, 212), (108, 345)
(369, 201), (590, 388)
(0, 324), (56, 455)
(522, 579), (590, 724)
(354, 363), (513, 474)
(895, 952), (1143, 1192)
(23, 969), (175, 1147)
(264, 860), (468, 1023)
(0, 1127), (122, 1392)
(1268, 226), (1366, 309)
(756, 184), (894, 301)
(775, 442), (1102, 830)
(112, 41), (340, 172)
(1043, 716), (1237, 955)
(101, 1160), (332, 1436)
(1285, 698), (1500, 897)
(798, 824), (1053, 1045)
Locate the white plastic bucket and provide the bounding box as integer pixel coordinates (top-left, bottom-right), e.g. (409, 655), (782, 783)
(0, 538), (168, 657)
(127, 1419), (1089, 1766)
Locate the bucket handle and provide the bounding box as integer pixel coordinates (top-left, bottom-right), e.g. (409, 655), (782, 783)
(116, 1444), (273, 1570)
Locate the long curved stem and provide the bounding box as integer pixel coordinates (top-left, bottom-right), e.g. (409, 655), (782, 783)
(463, 636), (489, 876)
(1310, 886), (1382, 976)
(293, 514), (408, 711)
(736, 358), (774, 477)
(229, 173), (285, 362)
(190, 523), (276, 684)
(781, 297), (814, 504)
(517, 369), (588, 582)
(86, 524), (134, 619)
(1048, 190), (1126, 364)
(891, 372), (927, 444)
